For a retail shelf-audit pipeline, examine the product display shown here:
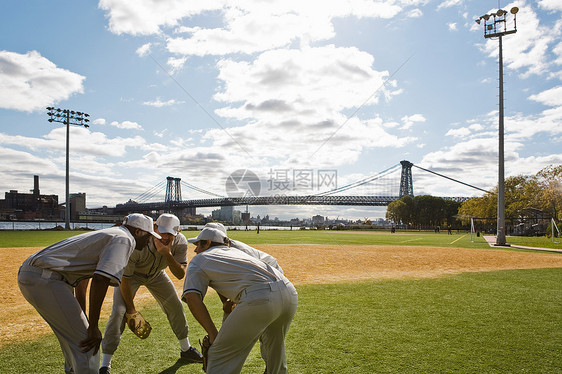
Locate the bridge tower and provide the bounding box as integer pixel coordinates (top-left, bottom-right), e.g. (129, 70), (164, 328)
(164, 177), (183, 216)
(165, 177), (182, 202)
(399, 160), (414, 197)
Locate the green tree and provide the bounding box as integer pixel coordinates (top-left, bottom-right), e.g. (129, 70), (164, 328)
(413, 195), (445, 228)
(535, 165), (562, 220)
(386, 199), (405, 224)
(444, 200), (461, 226)
(458, 165), (562, 223)
(386, 195), (455, 228)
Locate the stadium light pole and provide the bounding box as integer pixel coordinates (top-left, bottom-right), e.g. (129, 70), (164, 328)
(46, 107), (90, 230)
(476, 6), (519, 246)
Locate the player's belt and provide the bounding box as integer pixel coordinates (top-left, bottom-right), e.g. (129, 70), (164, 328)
(243, 279), (288, 295)
(19, 265), (65, 281)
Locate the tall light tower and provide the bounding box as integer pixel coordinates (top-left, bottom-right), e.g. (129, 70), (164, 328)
(476, 6), (519, 246)
(46, 107), (90, 230)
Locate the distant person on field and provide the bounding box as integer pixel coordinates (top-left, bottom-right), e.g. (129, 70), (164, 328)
(18, 213), (160, 374)
(183, 227), (298, 373)
(99, 214), (202, 374)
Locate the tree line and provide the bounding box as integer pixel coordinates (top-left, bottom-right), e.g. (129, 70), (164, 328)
(386, 165), (561, 229)
(457, 165), (561, 224)
(386, 195), (461, 229)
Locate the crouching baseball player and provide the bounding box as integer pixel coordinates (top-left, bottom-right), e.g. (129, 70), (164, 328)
(18, 214), (160, 374)
(182, 227), (298, 374)
(100, 214), (202, 373)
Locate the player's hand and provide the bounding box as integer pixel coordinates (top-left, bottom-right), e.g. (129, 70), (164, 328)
(222, 299), (236, 314)
(154, 237), (172, 256)
(80, 325), (102, 354)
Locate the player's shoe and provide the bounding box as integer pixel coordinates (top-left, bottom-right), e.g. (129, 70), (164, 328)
(180, 346), (204, 363)
(99, 367), (110, 374)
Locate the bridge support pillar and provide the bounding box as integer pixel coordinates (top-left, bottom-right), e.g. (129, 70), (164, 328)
(165, 177), (183, 216)
(399, 160), (414, 198)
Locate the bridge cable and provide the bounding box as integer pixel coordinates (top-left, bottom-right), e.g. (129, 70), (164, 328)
(132, 180), (167, 203)
(412, 164), (491, 194)
(180, 181), (226, 198)
(314, 164), (401, 196)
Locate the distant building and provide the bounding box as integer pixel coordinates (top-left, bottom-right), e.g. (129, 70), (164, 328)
(211, 206), (242, 224)
(0, 175), (59, 220)
(69, 193), (86, 221)
(312, 215), (325, 225)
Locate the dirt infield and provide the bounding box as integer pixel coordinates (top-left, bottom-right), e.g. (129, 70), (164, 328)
(2, 245), (562, 347)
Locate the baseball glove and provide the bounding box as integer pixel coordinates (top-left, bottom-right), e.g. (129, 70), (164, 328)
(125, 311), (152, 339)
(199, 335), (212, 372)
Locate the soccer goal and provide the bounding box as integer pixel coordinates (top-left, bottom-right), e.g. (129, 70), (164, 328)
(552, 218), (561, 244)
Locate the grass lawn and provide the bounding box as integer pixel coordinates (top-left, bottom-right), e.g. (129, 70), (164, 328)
(1, 229), (560, 373)
(506, 235), (562, 249)
(1, 229), (560, 252)
(2, 268), (560, 373)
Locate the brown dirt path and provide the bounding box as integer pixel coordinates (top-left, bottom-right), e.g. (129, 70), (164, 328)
(2, 245), (561, 346)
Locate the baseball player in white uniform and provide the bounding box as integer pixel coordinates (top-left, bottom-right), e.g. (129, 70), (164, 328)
(204, 223), (283, 273)
(182, 227), (298, 374)
(18, 214), (160, 374)
(99, 214), (202, 374)
(204, 223), (285, 373)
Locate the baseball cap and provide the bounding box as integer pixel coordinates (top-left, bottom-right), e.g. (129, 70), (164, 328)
(204, 222), (227, 235)
(156, 213), (181, 236)
(123, 213), (162, 239)
(187, 227), (227, 244)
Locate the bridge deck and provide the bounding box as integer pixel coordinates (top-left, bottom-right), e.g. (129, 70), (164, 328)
(115, 195), (469, 213)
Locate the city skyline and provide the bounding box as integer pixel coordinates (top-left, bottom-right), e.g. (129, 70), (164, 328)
(1, 1), (561, 220)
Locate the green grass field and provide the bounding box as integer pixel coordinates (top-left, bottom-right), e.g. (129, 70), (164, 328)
(1, 230), (561, 373)
(2, 228), (560, 251)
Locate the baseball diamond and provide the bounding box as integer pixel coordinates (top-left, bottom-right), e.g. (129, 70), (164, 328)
(2, 243), (562, 347)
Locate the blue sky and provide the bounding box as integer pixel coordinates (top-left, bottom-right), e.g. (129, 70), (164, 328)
(1, 0), (561, 221)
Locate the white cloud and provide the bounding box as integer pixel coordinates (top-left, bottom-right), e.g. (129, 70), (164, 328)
(109, 120), (143, 130)
(447, 22), (457, 31)
(528, 85), (562, 106)
(445, 127), (471, 137)
(468, 123), (484, 131)
(437, 0), (461, 10)
(136, 43), (152, 57)
(400, 114), (426, 130)
(153, 129), (166, 138)
(92, 118), (107, 125)
(417, 137), (519, 194)
(538, 0), (562, 11)
(98, 0), (222, 36)
(195, 44), (414, 165)
(0, 145), (58, 173)
(101, 0), (402, 56)
(553, 41), (562, 66)
(407, 9), (423, 18)
(0, 50), (85, 112)
(142, 98), (185, 107)
(167, 56), (187, 72)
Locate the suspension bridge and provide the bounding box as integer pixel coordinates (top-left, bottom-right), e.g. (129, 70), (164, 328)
(113, 161), (485, 215)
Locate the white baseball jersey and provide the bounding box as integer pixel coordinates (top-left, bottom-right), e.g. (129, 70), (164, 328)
(229, 239), (284, 273)
(124, 233), (188, 278)
(23, 226), (136, 287)
(183, 245), (284, 303)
